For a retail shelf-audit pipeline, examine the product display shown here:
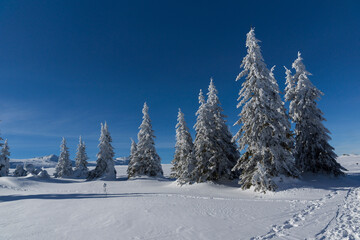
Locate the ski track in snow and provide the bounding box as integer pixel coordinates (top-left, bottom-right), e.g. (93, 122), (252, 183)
(315, 187), (360, 240)
(252, 190), (339, 240)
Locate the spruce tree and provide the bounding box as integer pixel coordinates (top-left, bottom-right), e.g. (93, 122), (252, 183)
(285, 52), (345, 176)
(2, 139), (10, 175)
(128, 103), (163, 177)
(233, 28), (298, 192)
(171, 108), (196, 183)
(0, 135), (4, 177)
(54, 137), (73, 178)
(206, 79), (239, 179)
(74, 136), (89, 178)
(193, 89), (214, 182)
(126, 138), (137, 177)
(88, 122), (117, 180)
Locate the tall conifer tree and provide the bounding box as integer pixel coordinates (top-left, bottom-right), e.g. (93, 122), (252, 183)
(128, 103), (163, 177)
(233, 28), (298, 192)
(88, 122), (116, 180)
(127, 138), (137, 177)
(54, 137), (73, 178)
(171, 109), (196, 183)
(206, 79), (239, 179)
(285, 52), (345, 176)
(74, 136), (89, 178)
(193, 89), (214, 182)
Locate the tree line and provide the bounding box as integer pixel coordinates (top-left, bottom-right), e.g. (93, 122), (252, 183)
(0, 28), (345, 192)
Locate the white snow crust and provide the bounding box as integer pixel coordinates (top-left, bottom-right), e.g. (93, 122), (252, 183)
(1, 154), (359, 239)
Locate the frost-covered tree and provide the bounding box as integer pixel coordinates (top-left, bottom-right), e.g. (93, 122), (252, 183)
(74, 136), (89, 178)
(193, 89), (214, 182)
(193, 80), (239, 182)
(128, 103), (163, 178)
(54, 137), (73, 178)
(14, 164), (27, 177)
(126, 138), (137, 177)
(206, 79), (240, 179)
(88, 122), (117, 180)
(233, 28), (298, 192)
(1, 139), (10, 175)
(171, 108), (196, 183)
(285, 52), (345, 176)
(0, 136), (4, 177)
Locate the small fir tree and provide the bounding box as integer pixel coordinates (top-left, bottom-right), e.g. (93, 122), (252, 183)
(74, 136), (89, 178)
(128, 103), (163, 178)
(171, 108), (196, 183)
(0, 135), (4, 177)
(233, 28), (298, 192)
(2, 139), (10, 175)
(285, 52), (345, 176)
(54, 137), (73, 178)
(126, 138), (137, 177)
(88, 122), (117, 180)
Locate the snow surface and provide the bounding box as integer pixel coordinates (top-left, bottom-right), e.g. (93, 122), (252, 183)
(1, 155), (359, 240)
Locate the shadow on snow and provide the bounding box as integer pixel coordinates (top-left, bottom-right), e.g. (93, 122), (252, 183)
(0, 192), (155, 203)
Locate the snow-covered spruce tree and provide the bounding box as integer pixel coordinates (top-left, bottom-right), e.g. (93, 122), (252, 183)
(233, 28), (298, 192)
(1, 139), (10, 175)
(285, 52), (345, 176)
(74, 136), (89, 178)
(0, 135), (5, 177)
(88, 122), (117, 180)
(206, 79), (240, 179)
(128, 103), (163, 178)
(192, 89), (215, 182)
(54, 137), (73, 178)
(171, 108), (196, 184)
(126, 138), (137, 177)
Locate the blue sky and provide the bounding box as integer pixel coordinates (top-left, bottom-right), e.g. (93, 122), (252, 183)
(0, 0), (359, 163)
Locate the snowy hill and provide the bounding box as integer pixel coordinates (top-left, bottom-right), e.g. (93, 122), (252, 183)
(10, 155), (130, 169)
(114, 156), (130, 165)
(0, 155), (359, 239)
(9, 155), (60, 168)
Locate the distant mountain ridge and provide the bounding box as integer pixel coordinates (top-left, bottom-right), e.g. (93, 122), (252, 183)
(10, 155), (130, 168)
(10, 155), (60, 168)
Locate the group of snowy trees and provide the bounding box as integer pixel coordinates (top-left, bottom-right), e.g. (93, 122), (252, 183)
(54, 102), (164, 180)
(0, 137), (10, 177)
(54, 103), (164, 180)
(2, 28), (345, 193)
(170, 28), (345, 192)
(54, 136), (89, 178)
(170, 80), (239, 184)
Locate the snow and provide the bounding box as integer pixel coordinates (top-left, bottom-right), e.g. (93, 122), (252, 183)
(1, 154), (360, 239)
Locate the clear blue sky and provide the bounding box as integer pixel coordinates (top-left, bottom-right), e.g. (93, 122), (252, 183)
(0, 0), (359, 163)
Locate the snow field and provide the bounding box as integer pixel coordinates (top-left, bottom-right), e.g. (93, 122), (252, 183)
(1, 155), (360, 240)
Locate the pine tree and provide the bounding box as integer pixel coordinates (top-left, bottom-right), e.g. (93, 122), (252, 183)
(285, 52), (345, 176)
(126, 138), (137, 177)
(2, 139), (10, 175)
(88, 122), (117, 180)
(233, 28), (298, 192)
(74, 136), (89, 178)
(54, 137), (73, 178)
(193, 89), (214, 182)
(0, 135), (5, 177)
(171, 108), (196, 184)
(128, 103), (163, 178)
(206, 79), (240, 179)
